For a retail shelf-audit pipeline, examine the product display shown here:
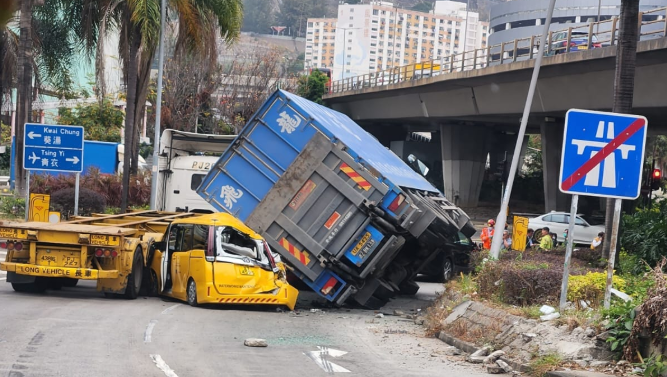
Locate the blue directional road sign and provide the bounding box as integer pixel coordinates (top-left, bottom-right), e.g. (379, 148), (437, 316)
(23, 124), (84, 173)
(559, 109), (648, 199)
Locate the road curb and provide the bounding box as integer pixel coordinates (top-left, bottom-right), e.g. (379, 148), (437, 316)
(436, 331), (531, 373)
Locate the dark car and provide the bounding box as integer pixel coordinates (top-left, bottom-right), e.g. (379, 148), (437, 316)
(548, 31), (602, 55)
(421, 231), (476, 282)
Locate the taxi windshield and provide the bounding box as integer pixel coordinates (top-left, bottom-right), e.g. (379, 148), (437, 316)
(214, 226), (262, 262)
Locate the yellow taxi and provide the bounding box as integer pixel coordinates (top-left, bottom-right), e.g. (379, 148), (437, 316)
(149, 213), (298, 310)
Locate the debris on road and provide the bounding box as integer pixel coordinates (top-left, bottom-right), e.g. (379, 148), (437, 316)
(375, 313), (385, 319)
(244, 338), (268, 347)
(484, 350), (506, 364)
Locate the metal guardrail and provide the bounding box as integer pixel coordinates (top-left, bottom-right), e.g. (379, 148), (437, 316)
(329, 6), (667, 94)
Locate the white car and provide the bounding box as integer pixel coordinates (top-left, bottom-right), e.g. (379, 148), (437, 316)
(527, 211), (604, 245)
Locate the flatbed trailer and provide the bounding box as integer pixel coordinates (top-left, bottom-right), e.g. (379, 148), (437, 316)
(0, 211), (197, 296)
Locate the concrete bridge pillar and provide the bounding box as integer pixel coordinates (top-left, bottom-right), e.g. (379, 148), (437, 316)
(541, 121), (570, 212)
(440, 124), (490, 207)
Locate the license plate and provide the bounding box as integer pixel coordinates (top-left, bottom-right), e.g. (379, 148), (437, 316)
(351, 232), (371, 256)
(0, 228), (18, 239)
(37, 252), (80, 268)
(578, 45), (588, 50)
(90, 235), (120, 246)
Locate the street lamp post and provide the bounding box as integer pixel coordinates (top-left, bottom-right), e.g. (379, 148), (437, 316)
(339, 26), (361, 81)
(150, 0), (166, 210)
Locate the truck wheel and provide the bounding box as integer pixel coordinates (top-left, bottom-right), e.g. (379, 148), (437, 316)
(398, 280), (420, 296)
(363, 295), (388, 310)
(187, 279), (198, 307)
(124, 247), (143, 299)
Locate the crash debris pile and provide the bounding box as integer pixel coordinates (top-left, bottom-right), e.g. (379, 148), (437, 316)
(434, 301), (613, 366)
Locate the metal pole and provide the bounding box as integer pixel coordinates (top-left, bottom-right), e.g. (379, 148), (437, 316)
(597, 0), (602, 35)
(489, 0), (557, 259)
(559, 194), (579, 311)
(603, 199), (623, 309)
(149, 0), (166, 210)
(74, 172), (80, 216)
(24, 171), (30, 221)
(463, 0), (470, 53)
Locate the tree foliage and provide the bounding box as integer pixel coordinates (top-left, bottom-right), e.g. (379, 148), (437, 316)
(277, 0), (329, 37)
(620, 201), (667, 274)
(242, 0), (274, 33)
(57, 100), (124, 142)
(296, 70), (328, 104)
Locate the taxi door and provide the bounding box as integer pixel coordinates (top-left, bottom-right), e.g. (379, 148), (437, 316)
(161, 224), (192, 298)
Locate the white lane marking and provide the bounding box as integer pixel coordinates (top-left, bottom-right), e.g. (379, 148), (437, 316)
(161, 304), (179, 315)
(144, 320), (158, 343)
(304, 346), (350, 373)
(150, 354), (178, 377)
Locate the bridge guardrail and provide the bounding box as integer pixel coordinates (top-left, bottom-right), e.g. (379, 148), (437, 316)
(329, 6), (667, 94)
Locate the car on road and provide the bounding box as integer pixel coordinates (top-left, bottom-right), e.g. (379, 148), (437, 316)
(548, 31), (602, 55)
(420, 231), (476, 282)
(528, 211), (605, 244)
(150, 213), (298, 309)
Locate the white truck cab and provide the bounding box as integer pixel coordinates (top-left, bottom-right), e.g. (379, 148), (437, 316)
(156, 129), (236, 213)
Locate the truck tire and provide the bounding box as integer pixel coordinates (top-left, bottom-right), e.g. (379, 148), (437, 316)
(62, 278), (78, 287)
(11, 278), (47, 293)
(398, 280), (420, 296)
(363, 295), (388, 310)
(124, 247), (143, 299)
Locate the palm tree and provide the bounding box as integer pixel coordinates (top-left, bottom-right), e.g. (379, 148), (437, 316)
(603, 0), (640, 259)
(117, 0), (243, 211)
(14, 0), (35, 196)
(50, 0), (242, 211)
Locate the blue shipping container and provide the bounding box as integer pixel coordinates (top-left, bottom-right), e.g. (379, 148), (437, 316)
(197, 90), (437, 221)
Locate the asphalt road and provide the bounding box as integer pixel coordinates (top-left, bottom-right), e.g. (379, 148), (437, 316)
(0, 278), (490, 377)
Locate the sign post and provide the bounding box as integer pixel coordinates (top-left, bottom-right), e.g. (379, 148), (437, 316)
(23, 124), (84, 218)
(559, 109), (648, 310)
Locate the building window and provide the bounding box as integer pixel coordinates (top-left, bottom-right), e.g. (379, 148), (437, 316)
(308, 22), (313, 27)
(373, 9), (378, 15)
(349, 16), (353, 20)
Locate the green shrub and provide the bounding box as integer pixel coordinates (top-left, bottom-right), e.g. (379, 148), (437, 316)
(621, 202), (667, 273)
(0, 196), (25, 218)
(567, 272), (626, 306)
(51, 187), (106, 217)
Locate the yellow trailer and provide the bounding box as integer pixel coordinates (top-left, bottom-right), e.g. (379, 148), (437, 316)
(0, 211), (194, 297)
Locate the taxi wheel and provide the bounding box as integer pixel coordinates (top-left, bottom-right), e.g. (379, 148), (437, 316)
(187, 279), (198, 307)
(124, 247), (143, 300)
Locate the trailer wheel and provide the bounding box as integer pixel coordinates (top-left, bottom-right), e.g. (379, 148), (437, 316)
(11, 278), (47, 293)
(62, 278), (78, 287)
(187, 279), (198, 307)
(124, 247), (143, 299)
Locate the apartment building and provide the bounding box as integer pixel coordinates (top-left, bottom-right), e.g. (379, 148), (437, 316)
(304, 1), (488, 81)
(303, 18), (338, 72)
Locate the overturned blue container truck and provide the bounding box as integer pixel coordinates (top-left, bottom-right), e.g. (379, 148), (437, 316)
(196, 90), (475, 308)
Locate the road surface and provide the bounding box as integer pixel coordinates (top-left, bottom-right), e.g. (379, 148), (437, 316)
(0, 279), (489, 377)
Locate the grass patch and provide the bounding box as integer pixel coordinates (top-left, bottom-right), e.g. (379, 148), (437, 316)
(529, 353), (563, 377)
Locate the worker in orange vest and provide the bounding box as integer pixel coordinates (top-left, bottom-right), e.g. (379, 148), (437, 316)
(480, 219), (495, 250)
